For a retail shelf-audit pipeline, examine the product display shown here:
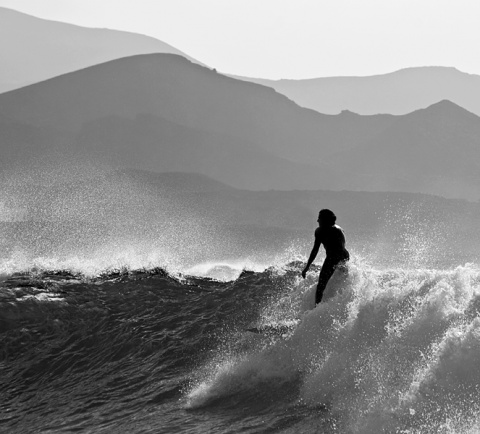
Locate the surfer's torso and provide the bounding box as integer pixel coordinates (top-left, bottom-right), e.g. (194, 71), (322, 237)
(315, 224), (349, 262)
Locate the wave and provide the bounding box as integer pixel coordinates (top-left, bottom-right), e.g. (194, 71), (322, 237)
(2, 253), (480, 433)
(0, 232), (306, 283)
(185, 261), (480, 433)
(0, 253), (278, 284)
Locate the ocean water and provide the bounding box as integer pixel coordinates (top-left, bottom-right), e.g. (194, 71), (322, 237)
(1, 256), (480, 433)
(1, 167), (480, 433)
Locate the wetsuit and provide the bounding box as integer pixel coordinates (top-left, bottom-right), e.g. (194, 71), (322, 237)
(314, 225), (349, 304)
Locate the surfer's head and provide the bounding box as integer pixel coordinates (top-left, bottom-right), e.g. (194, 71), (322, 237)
(318, 209), (336, 227)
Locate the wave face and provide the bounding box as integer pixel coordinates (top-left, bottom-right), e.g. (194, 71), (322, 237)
(1, 259), (479, 433)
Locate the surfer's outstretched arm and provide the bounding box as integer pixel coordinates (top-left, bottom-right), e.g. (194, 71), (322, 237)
(302, 229), (321, 278)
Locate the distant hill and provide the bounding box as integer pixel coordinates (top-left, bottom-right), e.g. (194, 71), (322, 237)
(0, 53), (395, 165)
(75, 114), (332, 190)
(0, 53), (345, 190)
(241, 67), (480, 117)
(1, 54), (480, 198)
(0, 7), (203, 93)
(324, 100), (480, 199)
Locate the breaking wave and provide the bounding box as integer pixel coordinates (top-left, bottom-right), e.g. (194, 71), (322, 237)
(186, 260), (480, 433)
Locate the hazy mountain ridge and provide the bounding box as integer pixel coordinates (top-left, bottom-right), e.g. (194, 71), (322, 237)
(1, 53), (480, 198)
(3, 6), (480, 123)
(240, 66), (480, 117)
(0, 53), (340, 190)
(75, 113), (332, 190)
(0, 53), (396, 163)
(324, 100), (480, 198)
(0, 7), (203, 94)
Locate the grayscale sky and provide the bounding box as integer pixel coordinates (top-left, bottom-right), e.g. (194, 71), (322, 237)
(1, 0), (479, 79)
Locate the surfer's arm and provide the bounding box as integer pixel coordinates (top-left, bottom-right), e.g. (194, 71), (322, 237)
(302, 230), (321, 278)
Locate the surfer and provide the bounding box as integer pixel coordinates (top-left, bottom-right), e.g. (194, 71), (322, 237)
(302, 209), (349, 305)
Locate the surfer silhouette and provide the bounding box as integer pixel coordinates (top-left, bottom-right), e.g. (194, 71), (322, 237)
(302, 209), (349, 305)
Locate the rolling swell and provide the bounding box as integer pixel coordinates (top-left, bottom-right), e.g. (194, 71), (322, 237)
(0, 263), (298, 433)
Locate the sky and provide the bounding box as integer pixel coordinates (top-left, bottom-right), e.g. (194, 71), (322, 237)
(0, 0), (479, 79)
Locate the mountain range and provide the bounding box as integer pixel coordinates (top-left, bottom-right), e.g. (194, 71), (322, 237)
(2, 6), (480, 122)
(1, 52), (480, 199)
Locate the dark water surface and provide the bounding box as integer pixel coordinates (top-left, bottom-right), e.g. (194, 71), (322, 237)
(0, 266), (312, 433)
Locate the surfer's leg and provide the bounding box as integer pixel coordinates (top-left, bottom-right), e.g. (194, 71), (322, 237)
(316, 260), (336, 305)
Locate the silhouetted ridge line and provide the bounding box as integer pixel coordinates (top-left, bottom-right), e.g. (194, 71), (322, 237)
(238, 66), (480, 117)
(0, 7), (203, 94)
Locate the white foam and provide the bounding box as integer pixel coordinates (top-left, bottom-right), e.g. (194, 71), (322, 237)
(186, 261), (480, 432)
(184, 260), (268, 281)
